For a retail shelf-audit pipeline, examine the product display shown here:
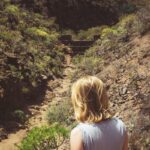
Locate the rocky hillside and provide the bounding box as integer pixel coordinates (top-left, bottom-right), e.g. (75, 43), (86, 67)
(72, 5), (150, 149)
(97, 33), (150, 149)
(0, 0), (66, 115)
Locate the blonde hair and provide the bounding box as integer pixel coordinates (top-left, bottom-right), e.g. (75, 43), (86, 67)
(71, 76), (112, 123)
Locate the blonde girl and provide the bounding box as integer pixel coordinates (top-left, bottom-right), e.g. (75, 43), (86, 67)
(70, 76), (128, 150)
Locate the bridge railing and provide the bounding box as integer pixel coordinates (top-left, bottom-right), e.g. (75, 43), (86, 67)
(59, 34), (100, 54)
(59, 35), (100, 43)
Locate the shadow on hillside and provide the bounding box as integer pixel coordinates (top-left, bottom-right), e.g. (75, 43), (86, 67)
(0, 79), (48, 134)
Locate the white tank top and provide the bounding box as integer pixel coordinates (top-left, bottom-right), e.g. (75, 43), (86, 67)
(76, 117), (126, 150)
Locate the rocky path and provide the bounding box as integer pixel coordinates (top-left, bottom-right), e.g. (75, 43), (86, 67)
(0, 65), (74, 150)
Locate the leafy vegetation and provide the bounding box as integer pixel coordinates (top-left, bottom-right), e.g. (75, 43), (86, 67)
(71, 5), (150, 81)
(71, 55), (102, 82)
(0, 0), (65, 111)
(17, 125), (69, 150)
(0, 0), (149, 149)
(46, 99), (73, 126)
(12, 109), (26, 124)
(137, 4), (150, 34)
(5, 4), (19, 14)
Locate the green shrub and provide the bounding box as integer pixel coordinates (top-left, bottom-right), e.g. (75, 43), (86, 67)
(46, 100), (72, 125)
(13, 109), (26, 123)
(101, 27), (118, 38)
(0, 17), (8, 25)
(0, 0), (10, 10)
(25, 27), (50, 40)
(69, 26), (107, 40)
(119, 14), (136, 26)
(80, 56), (102, 74)
(5, 5), (19, 14)
(76, 27), (103, 40)
(118, 14), (141, 34)
(0, 30), (13, 41)
(0, 29), (22, 42)
(137, 5), (150, 34)
(61, 29), (76, 39)
(17, 125), (69, 150)
(101, 25), (128, 40)
(71, 55), (102, 81)
(72, 54), (83, 64)
(25, 27), (59, 41)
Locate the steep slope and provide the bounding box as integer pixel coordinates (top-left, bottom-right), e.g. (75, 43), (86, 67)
(0, 0), (65, 116)
(97, 33), (150, 149)
(72, 6), (150, 149)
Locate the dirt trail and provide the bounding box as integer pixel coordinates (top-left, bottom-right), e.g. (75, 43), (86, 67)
(0, 65), (74, 150)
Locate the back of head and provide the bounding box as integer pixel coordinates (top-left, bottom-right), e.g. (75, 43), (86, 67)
(71, 76), (112, 123)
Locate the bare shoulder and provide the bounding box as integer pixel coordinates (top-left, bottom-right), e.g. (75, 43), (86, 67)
(70, 127), (83, 150)
(113, 118), (126, 129)
(71, 127), (81, 136)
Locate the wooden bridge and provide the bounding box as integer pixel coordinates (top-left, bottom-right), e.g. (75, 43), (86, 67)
(59, 35), (100, 55)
